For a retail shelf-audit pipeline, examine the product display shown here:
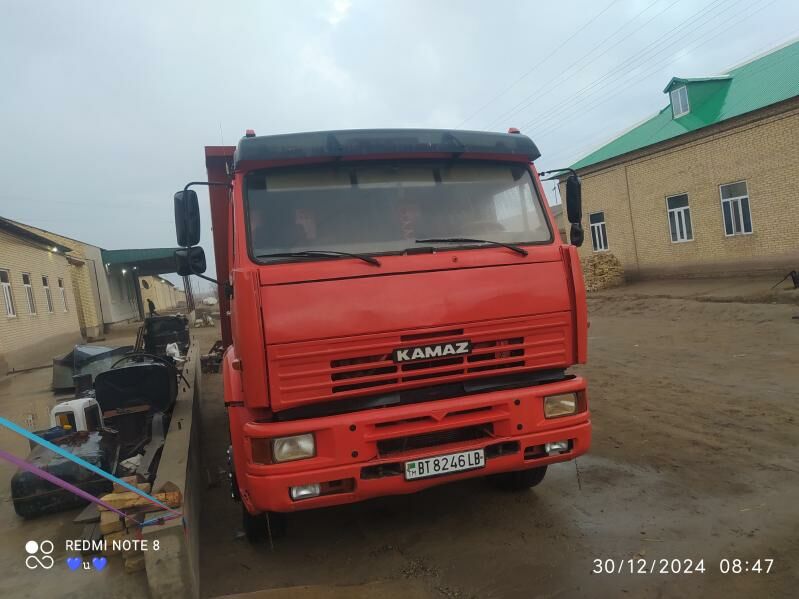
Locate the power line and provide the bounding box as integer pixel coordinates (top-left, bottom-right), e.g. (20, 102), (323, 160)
(455, 0), (623, 128)
(532, 0), (779, 143)
(482, 0), (676, 130)
(539, 0), (786, 168)
(524, 0), (742, 134)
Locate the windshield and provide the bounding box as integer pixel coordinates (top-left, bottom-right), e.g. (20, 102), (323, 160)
(245, 161), (552, 260)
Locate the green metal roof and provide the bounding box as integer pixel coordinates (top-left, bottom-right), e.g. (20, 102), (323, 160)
(101, 247), (179, 276)
(571, 40), (799, 171)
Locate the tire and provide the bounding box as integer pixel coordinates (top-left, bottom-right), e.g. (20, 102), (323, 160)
(490, 466), (547, 491)
(242, 506), (287, 543)
(242, 506), (267, 543)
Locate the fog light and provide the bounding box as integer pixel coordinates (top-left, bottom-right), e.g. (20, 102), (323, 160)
(272, 433), (316, 463)
(290, 483), (321, 501)
(545, 440), (570, 454)
(544, 393), (578, 418)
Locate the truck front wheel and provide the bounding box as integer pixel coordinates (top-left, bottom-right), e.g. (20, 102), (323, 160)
(242, 506), (287, 543)
(490, 465), (547, 491)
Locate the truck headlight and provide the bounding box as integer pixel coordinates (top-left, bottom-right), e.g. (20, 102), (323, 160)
(544, 393), (578, 418)
(271, 433), (316, 463)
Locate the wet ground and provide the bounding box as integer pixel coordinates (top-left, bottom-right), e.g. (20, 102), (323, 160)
(0, 320), (219, 598)
(198, 285), (799, 599)
(0, 326), (150, 598)
(1, 284), (797, 598)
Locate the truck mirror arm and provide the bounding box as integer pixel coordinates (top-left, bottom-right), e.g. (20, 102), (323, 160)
(177, 180), (233, 294)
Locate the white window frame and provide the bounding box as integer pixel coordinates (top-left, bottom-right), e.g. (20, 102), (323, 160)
(22, 273), (36, 315)
(666, 194), (693, 243)
(719, 180), (753, 237)
(42, 276), (54, 313)
(589, 211), (609, 252)
(57, 277), (68, 312)
(670, 85), (689, 118)
(1, 269), (16, 317)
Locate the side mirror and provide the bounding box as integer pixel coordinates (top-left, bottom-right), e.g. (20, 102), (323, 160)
(569, 223), (584, 248)
(175, 247), (207, 276)
(565, 174), (583, 247)
(565, 174), (582, 224)
(174, 190), (201, 247)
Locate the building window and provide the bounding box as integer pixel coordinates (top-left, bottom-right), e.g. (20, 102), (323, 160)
(670, 86), (689, 118)
(589, 211), (608, 252)
(720, 181), (752, 236)
(21, 273), (36, 315)
(42, 276), (54, 312)
(1, 270), (16, 317)
(666, 194), (693, 242)
(57, 277), (68, 312)
(141, 279), (150, 289)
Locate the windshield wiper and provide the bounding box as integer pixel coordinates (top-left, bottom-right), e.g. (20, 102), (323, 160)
(256, 250), (381, 266)
(415, 238), (528, 257)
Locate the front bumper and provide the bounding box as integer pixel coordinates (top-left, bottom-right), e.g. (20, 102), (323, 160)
(236, 376), (590, 513)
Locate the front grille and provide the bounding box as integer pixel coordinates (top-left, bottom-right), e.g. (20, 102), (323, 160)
(330, 336), (525, 393)
(269, 314), (571, 409)
(377, 423), (494, 456)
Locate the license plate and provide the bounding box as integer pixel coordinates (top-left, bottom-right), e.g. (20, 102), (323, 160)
(404, 449), (485, 480)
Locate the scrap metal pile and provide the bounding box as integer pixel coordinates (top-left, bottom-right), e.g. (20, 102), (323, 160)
(7, 314), (191, 519)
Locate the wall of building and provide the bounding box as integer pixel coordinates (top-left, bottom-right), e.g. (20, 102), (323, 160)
(562, 104), (799, 277)
(13, 224), (104, 337)
(139, 276), (183, 312)
(11, 223), (142, 334)
(82, 244), (140, 327)
(0, 230), (82, 373)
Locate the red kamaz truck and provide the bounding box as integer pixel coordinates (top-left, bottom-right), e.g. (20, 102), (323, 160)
(173, 128), (591, 541)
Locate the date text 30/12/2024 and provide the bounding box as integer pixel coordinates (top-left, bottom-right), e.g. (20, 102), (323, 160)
(592, 558), (774, 575)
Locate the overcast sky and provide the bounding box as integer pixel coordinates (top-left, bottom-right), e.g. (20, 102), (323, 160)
(1, 0), (797, 289)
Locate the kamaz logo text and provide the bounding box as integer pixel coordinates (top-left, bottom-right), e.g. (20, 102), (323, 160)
(392, 341), (472, 363)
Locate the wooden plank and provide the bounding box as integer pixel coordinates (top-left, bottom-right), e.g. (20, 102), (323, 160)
(97, 490), (182, 511)
(99, 510), (124, 535)
(80, 522), (102, 556)
(73, 502), (100, 524)
(113, 474), (145, 494)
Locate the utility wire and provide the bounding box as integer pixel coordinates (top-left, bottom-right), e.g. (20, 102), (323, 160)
(524, 0), (745, 134)
(532, 0), (779, 144)
(482, 0), (674, 130)
(539, 0), (785, 168)
(455, 0), (623, 128)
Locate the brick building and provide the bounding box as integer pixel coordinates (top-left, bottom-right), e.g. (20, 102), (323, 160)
(560, 40), (799, 278)
(12, 221), (140, 338)
(139, 275), (187, 314)
(0, 218), (81, 373)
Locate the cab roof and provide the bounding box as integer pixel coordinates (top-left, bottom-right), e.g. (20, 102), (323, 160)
(234, 128), (540, 168)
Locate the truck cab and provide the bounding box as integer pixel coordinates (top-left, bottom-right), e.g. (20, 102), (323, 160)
(175, 128), (590, 540)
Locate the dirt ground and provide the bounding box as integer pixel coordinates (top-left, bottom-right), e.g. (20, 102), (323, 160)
(0, 320), (219, 599)
(197, 284), (799, 599)
(0, 324), (150, 598)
